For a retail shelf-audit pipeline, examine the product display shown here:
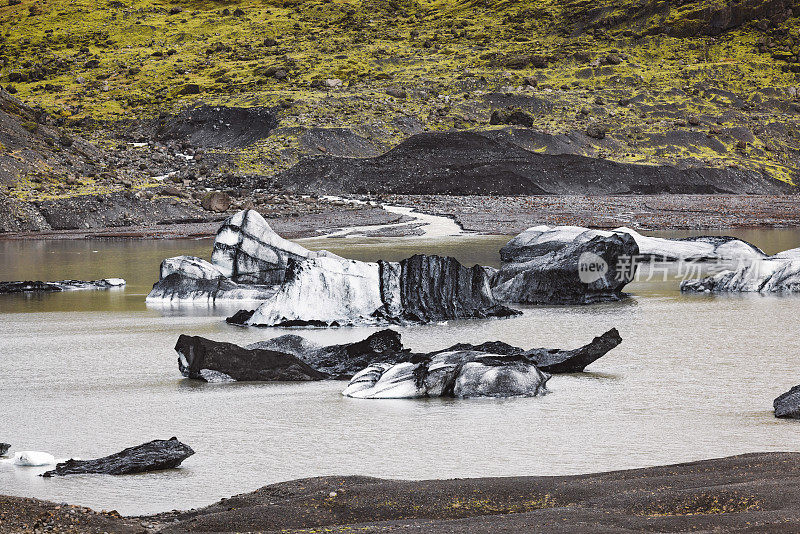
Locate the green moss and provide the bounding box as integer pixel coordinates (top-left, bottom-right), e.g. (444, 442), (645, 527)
(0, 0), (797, 183)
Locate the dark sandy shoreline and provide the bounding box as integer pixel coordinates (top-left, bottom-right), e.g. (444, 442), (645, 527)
(3, 194), (800, 241)
(2, 452), (800, 533)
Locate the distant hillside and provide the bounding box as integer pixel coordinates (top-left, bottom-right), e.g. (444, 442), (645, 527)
(0, 0), (798, 199)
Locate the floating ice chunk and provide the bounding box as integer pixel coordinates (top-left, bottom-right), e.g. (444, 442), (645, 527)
(199, 369), (235, 383)
(681, 258), (800, 293)
(246, 256), (384, 326)
(14, 451), (55, 466)
(502, 225), (766, 263)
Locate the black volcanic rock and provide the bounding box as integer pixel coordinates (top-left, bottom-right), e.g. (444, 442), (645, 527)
(41, 438), (193, 477)
(273, 131), (792, 195)
(157, 105), (279, 148)
(491, 233), (639, 304)
(176, 334), (327, 382)
(248, 329), (407, 379)
(774, 385), (800, 419)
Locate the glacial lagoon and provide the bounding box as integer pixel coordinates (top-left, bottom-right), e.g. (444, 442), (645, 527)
(2, 229), (800, 515)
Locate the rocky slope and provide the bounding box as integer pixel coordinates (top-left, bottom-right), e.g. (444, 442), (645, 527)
(0, 0), (797, 210)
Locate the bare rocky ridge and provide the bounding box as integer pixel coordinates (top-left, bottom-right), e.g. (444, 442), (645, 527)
(156, 105), (279, 148)
(384, 194), (800, 234)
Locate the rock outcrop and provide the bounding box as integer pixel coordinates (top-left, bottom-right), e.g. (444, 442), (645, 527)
(237, 253), (519, 326)
(41, 438), (194, 477)
(248, 329), (406, 379)
(175, 334), (326, 382)
(342, 351), (551, 399)
(0, 443), (10, 457)
(501, 225), (766, 263)
(0, 279), (125, 294)
(681, 258), (800, 293)
(775, 385), (800, 419)
(492, 232), (639, 304)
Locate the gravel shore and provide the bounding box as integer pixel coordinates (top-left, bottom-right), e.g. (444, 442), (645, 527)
(0, 205), (408, 240)
(387, 194), (800, 234)
(4, 194), (800, 241)
(3, 453), (800, 533)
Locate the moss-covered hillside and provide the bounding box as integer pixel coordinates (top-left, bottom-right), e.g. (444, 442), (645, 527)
(1, 0), (799, 195)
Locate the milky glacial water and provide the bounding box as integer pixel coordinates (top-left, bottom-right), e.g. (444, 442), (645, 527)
(2, 229), (800, 515)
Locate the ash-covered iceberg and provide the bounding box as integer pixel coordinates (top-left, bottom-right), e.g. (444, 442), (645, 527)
(248, 329), (406, 378)
(233, 254), (519, 327)
(41, 438), (194, 477)
(149, 209), (518, 322)
(147, 209), (334, 303)
(775, 385), (800, 419)
(492, 232), (639, 304)
(0, 279), (125, 294)
(211, 209), (340, 285)
(175, 334), (327, 382)
(175, 329), (408, 382)
(382, 254), (516, 323)
(437, 328), (622, 373)
(342, 328), (621, 399)
(342, 351), (551, 399)
(239, 256), (385, 326)
(147, 256), (277, 302)
(502, 225), (766, 263)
